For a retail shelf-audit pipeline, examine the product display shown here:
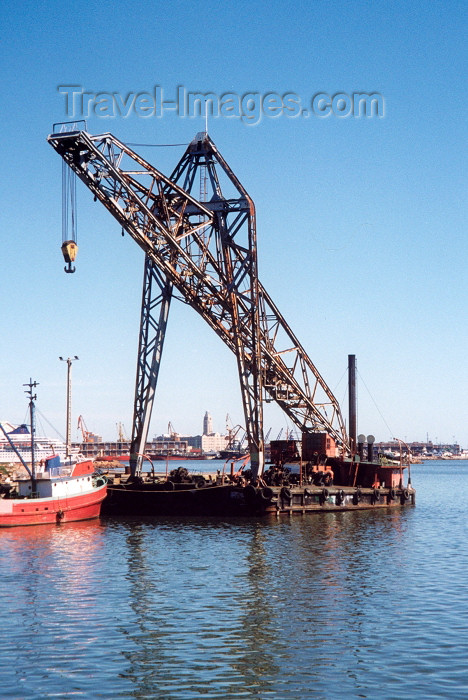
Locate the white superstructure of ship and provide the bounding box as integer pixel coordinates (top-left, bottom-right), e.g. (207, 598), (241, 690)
(0, 422), (80, 465)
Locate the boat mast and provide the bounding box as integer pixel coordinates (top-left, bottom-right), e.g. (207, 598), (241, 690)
(59, 356), (79, 458)
(24, 379), (39, 494)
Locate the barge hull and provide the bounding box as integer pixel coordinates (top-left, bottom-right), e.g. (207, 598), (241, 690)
(102, 483), (415, 517)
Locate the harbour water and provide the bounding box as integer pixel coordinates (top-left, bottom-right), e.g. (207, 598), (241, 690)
(1, 460), (467, 699)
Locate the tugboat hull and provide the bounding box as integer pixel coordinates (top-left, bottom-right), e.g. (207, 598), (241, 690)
(0, 482), (107, 527)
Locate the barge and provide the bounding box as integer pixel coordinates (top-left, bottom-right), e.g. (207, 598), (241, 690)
(101, 355), (415, 518)
(102, 436), (415, 517)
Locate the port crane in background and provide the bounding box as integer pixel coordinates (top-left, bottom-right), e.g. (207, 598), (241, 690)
(48, 126), (349, 479)
(116, 422), (129, 442)
(225, 414), (246, 451)
(167, 422), (178, 439)
(77, 415), (91, 443)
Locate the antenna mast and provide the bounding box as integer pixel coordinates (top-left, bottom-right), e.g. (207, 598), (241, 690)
(59, 356), (79, 458)
(23, 379), (39, 494)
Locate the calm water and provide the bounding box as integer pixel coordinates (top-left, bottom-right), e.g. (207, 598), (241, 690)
(1, 460), (467, 699)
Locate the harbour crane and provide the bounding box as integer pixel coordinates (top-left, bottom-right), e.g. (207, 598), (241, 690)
(225, 416), (246, 450)
(77, 415), (91, 443)
(167, 422), (178, 439)
(116, 422), (129, 443)
(48, 125), (349, 479)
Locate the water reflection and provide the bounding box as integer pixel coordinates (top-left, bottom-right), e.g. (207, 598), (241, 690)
(2, 472), (465, 700)
(118, 522), (174, 697)
(231, 524), (283, 695)
(0, 520), (108, 697)
(113, 510), (414, 698)
(260, 509), (417, 696)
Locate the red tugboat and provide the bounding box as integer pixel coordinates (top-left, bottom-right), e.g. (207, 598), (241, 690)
(0, 457), (107, 527)
(0, 380), (107, 527)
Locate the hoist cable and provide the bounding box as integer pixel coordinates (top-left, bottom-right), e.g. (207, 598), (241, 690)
(125, 142), (189, 147)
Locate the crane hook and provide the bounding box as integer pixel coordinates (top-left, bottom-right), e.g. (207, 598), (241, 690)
(61, 241), (78, 274)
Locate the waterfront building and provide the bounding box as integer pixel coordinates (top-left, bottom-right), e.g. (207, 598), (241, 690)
(71, 411), (230, 458)
(184, 433), (229, 454)
(375, 440), (461, 458)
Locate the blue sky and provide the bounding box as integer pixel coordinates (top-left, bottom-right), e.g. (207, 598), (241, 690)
(1, 0), (466, 446)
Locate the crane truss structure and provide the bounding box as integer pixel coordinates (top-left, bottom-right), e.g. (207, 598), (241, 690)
(48, 128), (349, 478)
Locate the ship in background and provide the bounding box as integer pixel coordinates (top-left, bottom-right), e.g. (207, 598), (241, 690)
(0, 422), (80, 466)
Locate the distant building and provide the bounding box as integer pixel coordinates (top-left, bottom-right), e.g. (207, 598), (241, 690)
(201, 432), (229, 453)
(203, 411), (213, 436)
(375, 440), (460, 457)
(75, 410), (230, 457)
(184, 433), (229, 454)
(181, 410), (229, 454)
(149, 436), (189, 455)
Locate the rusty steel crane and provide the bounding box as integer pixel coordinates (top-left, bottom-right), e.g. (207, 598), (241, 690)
(48, 125), (349, 479)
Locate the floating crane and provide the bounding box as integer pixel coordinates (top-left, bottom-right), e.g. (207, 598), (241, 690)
(48, 125), (349, 480)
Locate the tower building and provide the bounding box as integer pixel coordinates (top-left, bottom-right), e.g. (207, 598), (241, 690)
(203, 411), (213, 435)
